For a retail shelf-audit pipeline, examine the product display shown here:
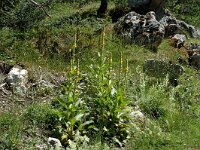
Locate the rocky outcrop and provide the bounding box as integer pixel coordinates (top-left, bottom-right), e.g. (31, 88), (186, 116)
(114, 9), (200, 50)
(114, 11), (165, 51)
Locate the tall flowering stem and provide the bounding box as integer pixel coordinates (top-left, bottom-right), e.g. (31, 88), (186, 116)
(119, 52), (123, 80)
(99, 26), (105, 65)
(109, 52), (113, 78)
(125, 59), (129, 90)
(72, 33), (77, 64)
(76, 59), (80, 77)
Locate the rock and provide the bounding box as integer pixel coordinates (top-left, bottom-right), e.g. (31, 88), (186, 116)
(48, 137), (62, 149)
(114, 9), (199, 51)
(159, 15), (200, 38)
(189, 54), (200, 70)
(114, 11), (165, 50)
(6, 66), (28, 95)
(171, 34), (186, 48)
(129, 106), (145, 128)
(143, 59), (169, 77)
(143, 59), (184, 86)
(130, 110), (145, 122)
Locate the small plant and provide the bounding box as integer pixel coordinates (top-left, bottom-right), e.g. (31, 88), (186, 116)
(133, 69), (170, 119)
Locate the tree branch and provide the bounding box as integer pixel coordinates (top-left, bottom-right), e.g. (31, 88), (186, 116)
(29, 0), (51, 18)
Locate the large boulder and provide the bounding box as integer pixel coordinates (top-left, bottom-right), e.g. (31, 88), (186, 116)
(114, 11), (165, 51)
(114, 9), (200, 50)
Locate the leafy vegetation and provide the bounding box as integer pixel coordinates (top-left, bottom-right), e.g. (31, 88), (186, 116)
(0, 0), (200, 149)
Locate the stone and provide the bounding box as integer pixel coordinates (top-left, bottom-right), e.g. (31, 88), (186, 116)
(143, 59), (184, 85)
(159, 15), (200, 38)
(6, 66), (28, 95)
(129, 106), (145, 128)
(114, 9), (200, 51)
(171, 34), (186, 48)
(48, 137), (62, 149)
(114, 11), (165, 50)
(189, 54), (200, 70)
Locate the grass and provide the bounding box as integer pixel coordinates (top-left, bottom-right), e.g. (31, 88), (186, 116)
(0, 1), (200, 149)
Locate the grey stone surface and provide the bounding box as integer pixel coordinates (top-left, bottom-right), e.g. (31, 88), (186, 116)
(6, 66), (28, 95)
(171, 34), (186, 48)
(189, 54), (200, 70)
(114, 9), (200, 50)
(114, 11), (165, 50)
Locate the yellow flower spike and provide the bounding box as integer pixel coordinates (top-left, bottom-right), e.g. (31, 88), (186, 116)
(119, 52), (123, 80)
(99, 26), (105, 55)
(76, 59), (80, 76)
(102, 26), (105, 50)
(125, 59), (129, 73)
(120, 52), (123, 72)
(69, 59), (73, 81)
(73, 33), (77, 49)
(72, 33), (77, 63)
(109, 53), (112, 72)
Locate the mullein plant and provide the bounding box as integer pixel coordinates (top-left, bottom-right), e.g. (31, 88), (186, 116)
(83, 27), (131, 147)
(51, 29), (131, 147)
(51, 33), (93, 146)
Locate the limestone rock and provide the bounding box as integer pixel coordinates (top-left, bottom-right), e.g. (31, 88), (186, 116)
(6, 66), (28, 95)
(114, 11), (165, 50)
(130, 109), (145, 123)
(48, 137), (62, 149)
(114, 9), (200, 50)
(171, 34), (186, 48)
(159, 15), (200, 38)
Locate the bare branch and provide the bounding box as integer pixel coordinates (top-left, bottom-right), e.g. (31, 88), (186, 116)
(29, 0), (51, 18)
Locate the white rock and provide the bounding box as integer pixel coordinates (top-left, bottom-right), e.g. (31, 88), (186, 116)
(130, 110), (144, 121)
(48, 137), (62, 149)
(6, 66), (28, 94)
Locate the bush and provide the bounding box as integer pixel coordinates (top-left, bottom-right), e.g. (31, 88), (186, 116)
(0, 0), (53, 30)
